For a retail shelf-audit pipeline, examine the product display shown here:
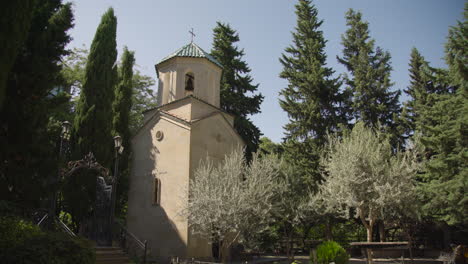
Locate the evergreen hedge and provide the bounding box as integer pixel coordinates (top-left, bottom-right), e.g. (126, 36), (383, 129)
(315, 241), (349, 264)
(0, 216), (95, 264)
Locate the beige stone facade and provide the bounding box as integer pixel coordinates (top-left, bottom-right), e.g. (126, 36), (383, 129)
(127, 43), (244, 263)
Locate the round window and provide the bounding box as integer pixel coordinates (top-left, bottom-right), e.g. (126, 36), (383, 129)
(155, 130), (164, 141)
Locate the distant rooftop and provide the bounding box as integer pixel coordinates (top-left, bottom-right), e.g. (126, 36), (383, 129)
(156, 42), (222, 68)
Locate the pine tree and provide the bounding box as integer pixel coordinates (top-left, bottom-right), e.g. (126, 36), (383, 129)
(210, 22), (264, 158)
(401, 48), (450, 139)
(112, 46), (135, 215)
(0, 0), (35, 109)
(401, 48), (431, 138)
(279, 0), (343, 186)
(419, 3), (468, 226)
(0, 0), (74, 207)
(73, 8), (117, 168)
(337, 9), (401, 144)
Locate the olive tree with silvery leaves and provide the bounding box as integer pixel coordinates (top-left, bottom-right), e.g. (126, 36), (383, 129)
(181, 147), (282, 262)
(318, 122), (421, 243)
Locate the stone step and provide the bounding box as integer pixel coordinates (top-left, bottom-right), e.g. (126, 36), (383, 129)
(95, 247), (132, 264)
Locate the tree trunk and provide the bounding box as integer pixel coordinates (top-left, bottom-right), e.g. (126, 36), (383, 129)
(302, 223), (313, 252)
(287, 232), (293, 261)
(408, 235), (414, 264)
(325, 218), (333, 241)
(378, 221), (386, 242)
(366, 224), (374, 242)
(283, 224), (294, 261)
(220, 239), (232, 264)
(219, 240), (227, 263)
(219, 232), (240, 263)
(441, 223), (451, 249)
(358, 207), (375, 264)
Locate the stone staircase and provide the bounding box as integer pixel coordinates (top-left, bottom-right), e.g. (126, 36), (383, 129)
(95, 247), (133, 264)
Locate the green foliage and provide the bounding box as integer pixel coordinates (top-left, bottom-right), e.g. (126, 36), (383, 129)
(0, 216), (95, 264)
(418, 92), (467, 225)
(61, 45), (88, 97)
(211, 22), (264, 158)
(112, 46), (135, 216)
(73, 7), (117, 168)
(306, 220), (367, 246)
(401, 48), (450, 141)
(0, 0), (34, 109)
(0, 0), (74, 208)
(316, 241), (349, 264)
(62, 166), (99, 227)
(113, 46), (135, 143)
(59, 46), (155, 219)
(279, 0), (344, 187)
(59, 47), (157, 135)
(258, 137), (284, 157)
(415, 3), (468, 226)
(130, 70), (157, 134)
(320, 122), (421, 241)
(337, 9), (401, 146)
(445, 1), (468, 94)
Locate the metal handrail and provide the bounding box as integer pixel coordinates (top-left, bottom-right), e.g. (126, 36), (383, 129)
(37, 214), (48, 226)
(114, 220), (148, 264)
(36, 213), (76, 237)
(57, 218), (76, 237)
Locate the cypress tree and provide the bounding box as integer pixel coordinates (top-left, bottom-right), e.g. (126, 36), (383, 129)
(112, 46), (135, 214)
(337, 9), (401, 144)
(279, 0), (343, 186)
(210, 22), (264, 158)
(73, 8), (117, 168)
(0, 0), (35, 110)
(0, 0), (74, 207)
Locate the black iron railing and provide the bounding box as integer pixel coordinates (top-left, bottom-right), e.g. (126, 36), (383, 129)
(114, 220), (148, 264)
(36, 212), (76, 237)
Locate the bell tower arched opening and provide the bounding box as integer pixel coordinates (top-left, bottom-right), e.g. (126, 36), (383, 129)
(185, 72), (194, 96)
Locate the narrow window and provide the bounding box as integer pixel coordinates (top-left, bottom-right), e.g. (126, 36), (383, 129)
(185, 73), (194, 96)
(153, 177), (161, 205)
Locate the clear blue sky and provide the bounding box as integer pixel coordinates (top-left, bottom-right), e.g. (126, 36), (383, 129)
(69, 0), (465, 143)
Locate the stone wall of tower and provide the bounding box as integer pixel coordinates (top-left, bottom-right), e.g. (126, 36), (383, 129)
(156, 57), (222, 107)
(187, 113), (244, 258)
(127, 114), (191, 261)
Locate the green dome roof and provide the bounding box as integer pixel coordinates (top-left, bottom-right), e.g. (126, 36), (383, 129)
(156, 42), (222, 68)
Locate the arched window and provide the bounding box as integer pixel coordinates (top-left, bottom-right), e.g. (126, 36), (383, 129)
(185, 73), (194, 96)
(153, 177), (161, 205)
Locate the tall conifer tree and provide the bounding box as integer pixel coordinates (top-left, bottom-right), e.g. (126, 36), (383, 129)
(112, 46), (135, 213)
(73, 8), (117, 168)
(279, 0), (343, 185)
(401, 48), (431, 138)
(210, 22), (264, 158)
(401, 48), (449, 139)
(0, 0), (74, 207)
(419, 3), (468, 225)
(0, 0), (35, 109)
(337, 9), (401, 144)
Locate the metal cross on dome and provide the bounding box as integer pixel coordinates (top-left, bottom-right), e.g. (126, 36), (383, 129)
(189, 28), (196, 43)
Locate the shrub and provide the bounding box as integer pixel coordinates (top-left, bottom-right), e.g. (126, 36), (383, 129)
(316, 241), (349, 264)
(0, 216), (95, 264)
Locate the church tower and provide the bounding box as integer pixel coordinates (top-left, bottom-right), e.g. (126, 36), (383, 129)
(127, 42), (244, 263)
(155, 42), (222, 107)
